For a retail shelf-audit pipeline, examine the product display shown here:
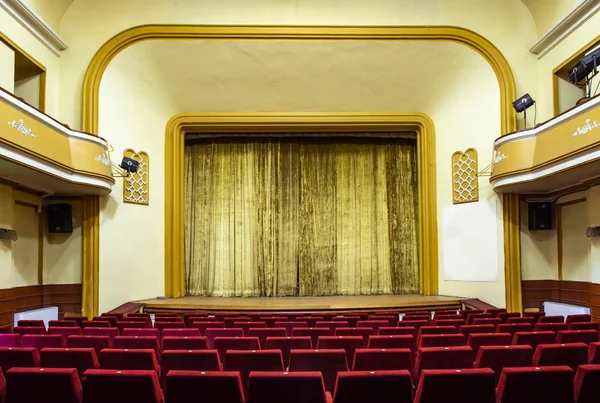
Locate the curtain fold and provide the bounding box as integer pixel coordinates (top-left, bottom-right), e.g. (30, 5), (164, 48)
(184, 136), (419, 297)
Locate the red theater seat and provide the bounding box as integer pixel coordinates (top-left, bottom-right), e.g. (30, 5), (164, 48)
(205, 328), (244, 349)
(248, 328), (287, 348)
(417, 326), (458, 340)
(460, 310), (482, 319)
(367, 315), (397, 326)
(67, 335), (112, 355)
(498, 312), (521, 323)
(122, 328), (160, 338)
(47, 327), (83, 341)
(93, 316), (118, 327)
(154, 322), (184, 333)
(512, 331), (556, 351)
(0, 347), (40, 370)
(22, 334), (65, 350)
(474, 345), (534, 384)
(258, 316), (288, 327)
(292, 328), (330, 348)
(418, 334), (465, 348)
(524, 311), (545, 321)
(414, 368), (496, 403)
(265, 337), (312, 367)
(49, 320), (78, 328)
(401, 315), (430, 323)
(496, 323), (533, 336)
(16, 320), (44, 328)
(534, 322), (568, 333)
(224, 317), (252, 327)
(83, 327), (119, 341)
(569, 322), (599, 331)
(377, 326), (416, 337)
(99, 349), (160, 374)
(556, 330), (599, 345)
(334, 316), (360, 327)
(114, 336), (161, 360)
(225, 350), (284, 394)
(538, 315), (565, 323)
(486, 308), (507, 317)
(289, 349), (348, 392)
(166, 371), (244, 403)
(248, 371), (329, 403)
(153, 317), (183, 323)
(588, 342), (600, 364)
(466, 313), (493, 325)
(316, 321), (350, 335)
(367, 335), (414, 351)
(413, 346), (473, 382)
(118, 321), (151, 331)
(334, 327), (372, 346)
(84, 369), (163, 403)
(317, 336), (363, 368)
(472, 317), (501, 327)
(232, 321), (266, 336)
(352, 348), (412, 372)
(162, 336), (208, 350)
(101, 312), (123, 320)
(190, 321), (225, 336)
(433, 314), (462, 322)
(0, 334), (21, 348)
(162, 328), (199, 338)
(507, 317), (536, 325)
(65, 316), (87, 328)
(533, 342), (588, 370)
(574, 364), (600, 403)
(496, 366), (574, 403)
(274, 321), (308, 337)
(40, 347), (99, 376)
(458, 324), (495, 339)
(296, 317), (324, 327)
(13, 326), (46, 336)
(433, 319), (465, 328)
(467, 332), (512, 358)
(334, 370), (412, 403)
(213, 337), (260, 364)
(567, 314), (591, 324)
(356, 320), (388, 334)
(397, 320), (429, 332)
(7, 367), (82, 403)
(161, 350), (221, 386)
(81, 320), (111, 328)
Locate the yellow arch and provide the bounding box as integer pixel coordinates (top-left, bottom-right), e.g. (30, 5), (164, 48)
(80, 25), (520, 317)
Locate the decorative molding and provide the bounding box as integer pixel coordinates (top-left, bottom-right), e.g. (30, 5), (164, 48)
(529, 0), (600, 58)
(122, 149), (149, 205)
(0, 0), (68, 56)
(452, 148), (479, 204)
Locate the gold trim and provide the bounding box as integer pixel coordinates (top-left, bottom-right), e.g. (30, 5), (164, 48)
(451, 148), (479, 204)
(122, 149), (150, 205)
(503, 193), (522, 312)
(82, 195), (99, 318)
(164, 112), (438, 298)
(552, 34), (600, 117)
(81, 25), (518, 316)
(0, 31), (47, 113)
(556, 198), (587, 281)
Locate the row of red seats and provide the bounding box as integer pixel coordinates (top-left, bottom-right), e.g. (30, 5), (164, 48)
(2, 364), (600, 403)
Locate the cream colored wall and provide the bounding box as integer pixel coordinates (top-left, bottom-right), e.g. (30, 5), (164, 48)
(11, 203), (39, 287)
(0, 41), (15, 92)
(0, 185), (15, 288)
(520, 201), (559, 281)
(522, 0), (583, 37)
(0, 3), (60, 115)
(20, 0), (74, 33)
(44, 200), (83, 285)
(560, 201), (590, 282)
(14, 75), (41, 109)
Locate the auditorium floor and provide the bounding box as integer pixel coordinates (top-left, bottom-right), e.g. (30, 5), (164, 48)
(138, 294), (463, 312)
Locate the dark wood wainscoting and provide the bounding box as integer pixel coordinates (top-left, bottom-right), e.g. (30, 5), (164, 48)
(522, 280), (600, 321)
(0, 284), (82, 329)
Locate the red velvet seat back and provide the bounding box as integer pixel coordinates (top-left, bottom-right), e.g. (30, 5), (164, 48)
(367, 335), (414, 351)
(162, 328), (200, 338)
(161, 350), (221, 386)
(47, 327), (83, 343)
(0, 347), (40, 370)
(316, 336), (363, 368)
(556, 330), (599, 345)
(356, 320), (389, 333)
(458, 324), (495, 338)
(588, 342), (600, 364)
(264, 337), (311, 367)
(472, 317), (502, 326)
(93, 316), (118, 327)
(401, 315), (430, 324)
(533, 342), (588, 370)
(213, 336), (260, 364)
(433, 314), (462, 322)
(315, 321), (349, 335)
(512, 331), (556, 351)
(397, 320), (428, 332)
(7, 367), (82, 403)
(225, 350), (284, 394)
(568, 322), (599, 331)
(433, 319), (465, 328)
(67, 335), (112, 355)
(352, 348), (412, 372)
(114, 336), (161, 361)
(118, 321), (151, 331)
(486, 308), (507, 317)
(574, 364), (600, 403)
(333, 327), (373, 347)
(334, 316), (360, 327)
(419, 334), (465, 348)
(273, 321), (308, 337)
(0, 334), (21, 348)
(507, 317), (536, 325)
(566, 314), (592, 325)
(16, 320), (44, 328)
(99, 348), (160, 374)
(205, 329), (243, 349)
(467, 332), (512, 359)
(40, 347), (99, 377)
(65, 316), (87, 328)
(534, 323), (568, 333)
(248, 371), (326, 403)
(258, 317), (288, 327)
(466, 313), (493, 325)
(13, 326), (46, 336)
(154, 322), (184, 332)
(22, 334), (65, 350)
(377, 326), (416, 338)
(162, 336), (208, 350)
(496, 366), (574, 403)
(83, 327), (119, 341)
(289, 349), (348, 392)
(415, 368), (496, 403)
(190, 321), (225, 336)
(248, 328), (287, 349)
(84, 369), (163, 403)
(474, 345), (534, 384)
(497, 312), (521, 323)
(367, 315), (397, 326)
(296, 317), (324, 328)
(166, 370), (243, 403)
(292, 328), (330, 348)
(49, 320), (78, 328)
(538, 315), (565, 323)
(122, 328), (160, 338)
(81, 320), (111, 328)
(224, 317), (252, 327)
(413, 346), (473, 382)
(417, 326), (458, 341)
(184, 316), (214, 327)
(496, 323), (533, 335)
(334, 370), (412, 403)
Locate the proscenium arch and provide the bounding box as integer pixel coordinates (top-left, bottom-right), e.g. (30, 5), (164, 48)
(81, 25), (521, 317)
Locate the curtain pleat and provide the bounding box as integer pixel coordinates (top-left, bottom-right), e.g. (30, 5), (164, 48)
(184, 136), (419, 297)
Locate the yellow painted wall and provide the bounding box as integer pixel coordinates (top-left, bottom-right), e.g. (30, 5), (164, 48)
(11, 203), (39, 287)
(520, 201), (559, 281)
(0, 41), (15, 92)
(20, 0), (74, 33)
(44, 200), (83, 285)
(14, 75), (41, 109)
(0, 185), (15, 288)
(560, 201), (590, 282)
(522, 0), (583, 37)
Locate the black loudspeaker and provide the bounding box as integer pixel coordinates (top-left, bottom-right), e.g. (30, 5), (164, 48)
(528, 202), (552, 230)
(47, 204), (73, 233)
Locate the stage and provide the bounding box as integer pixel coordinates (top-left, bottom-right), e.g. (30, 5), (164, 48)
(138, 294), (463, 312)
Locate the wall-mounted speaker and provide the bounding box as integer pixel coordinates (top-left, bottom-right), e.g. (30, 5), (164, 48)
(47, 204), (73, 233)
(528, 202), (552, 231)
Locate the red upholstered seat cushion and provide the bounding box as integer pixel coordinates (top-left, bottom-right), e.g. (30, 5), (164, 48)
(533, 342), (588, 370)
(162, 336), (208, 350)
(0, 347), (40, 370)
(413, 346), (473, 382)
(248, 371), (329, 403)
(414, 368), (496, 403)
(474, 345), (533, 385)
(367, 335), (414, 351)
(7, 367), (82, 403)
(467, 332), (513, 359)
(166, 370), (244, 403)
(67, 335), (112, 355)
(556, 330), (599, 345)
(83, 369), (163, 403)
(418, 334), (465, 348)
(574, 364), (600, 403)
(333, 327), (373, 347)
(40, 347), (99, 377)
(334, 370), (412, 403)
(99, 348), (160, 374)
(352, 348), (413, 372)
(162, 328), (200, 338)
(496, 366), (574, 403)
(82, 327), (119, 341)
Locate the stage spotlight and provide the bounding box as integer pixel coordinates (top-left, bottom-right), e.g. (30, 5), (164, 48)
(568, 47), (600, 85)
(120, 156), (140, 173)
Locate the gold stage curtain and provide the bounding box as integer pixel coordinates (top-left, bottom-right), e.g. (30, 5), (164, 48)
(184, 136), (419, 297)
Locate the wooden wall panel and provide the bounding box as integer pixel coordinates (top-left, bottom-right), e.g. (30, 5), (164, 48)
(0, 284), (82, 329)
(522, 280), (600, 321)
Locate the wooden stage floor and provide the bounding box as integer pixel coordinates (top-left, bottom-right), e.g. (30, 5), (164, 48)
(138, 294), (462, 312)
